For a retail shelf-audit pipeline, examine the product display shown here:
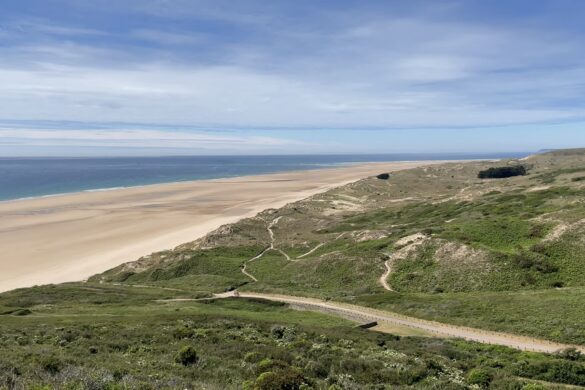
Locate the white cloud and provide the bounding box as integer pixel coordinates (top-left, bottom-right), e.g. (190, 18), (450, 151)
(131, 29), (206, 45)
(0, 3), (585, 132)
(0, 127), (298, 150)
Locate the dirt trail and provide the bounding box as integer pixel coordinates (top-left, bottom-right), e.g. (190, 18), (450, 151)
(379, 259), (394, 291)
(295, 232), (347, 260)
(378, 233), (429, 292)
(240, 263), (258, 282)
(296, 243), (325, 259)
(240, 216), (289, 281)
(211, 291), (585, 354)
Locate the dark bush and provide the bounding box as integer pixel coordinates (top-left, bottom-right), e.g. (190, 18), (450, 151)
(39, 355), (63, 374)
(176, 346), (199, 366)
(478, 166), (527, 179)
(528, 225), (545, 238)
(514, 253), (535, 269)
(534, 261), (558, 274)
(559, 348), (583, 361)
(376, 173), (390, 180)
(270, 325), (286, 339)
(12, 309), (32, 316)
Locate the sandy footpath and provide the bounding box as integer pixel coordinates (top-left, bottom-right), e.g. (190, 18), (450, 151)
(0, 161), (439, 292)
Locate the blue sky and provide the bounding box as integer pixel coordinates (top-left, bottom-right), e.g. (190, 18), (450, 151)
(1, 0), (585, 155)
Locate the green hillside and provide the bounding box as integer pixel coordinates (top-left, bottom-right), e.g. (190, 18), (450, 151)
(3, 150), (585, 388)
(95, 150), (585, 344)
(2, 283), (584, 389)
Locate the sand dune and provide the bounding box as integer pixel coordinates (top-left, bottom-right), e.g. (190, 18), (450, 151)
(0, 161), (439, 292)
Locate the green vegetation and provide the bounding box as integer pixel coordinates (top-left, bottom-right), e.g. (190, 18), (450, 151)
(175, 346), (199, 366)
(88, 151), (585, 345)
(355, 287), (585, 345)
(5, 149), (585, 387)
(1, 283), (584, 388)
(478, 165), (527, 179)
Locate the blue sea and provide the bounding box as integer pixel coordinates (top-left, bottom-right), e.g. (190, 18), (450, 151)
(0, 153), (529, 201)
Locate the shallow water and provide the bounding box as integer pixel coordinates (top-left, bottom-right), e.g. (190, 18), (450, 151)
(0, 152), (528, 201)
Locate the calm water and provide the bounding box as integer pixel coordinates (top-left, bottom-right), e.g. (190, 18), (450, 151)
(0, 153), (528, 201)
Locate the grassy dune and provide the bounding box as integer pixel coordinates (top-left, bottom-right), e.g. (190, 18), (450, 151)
(93, 151), (585, 345)
(4, 150), (585, 388)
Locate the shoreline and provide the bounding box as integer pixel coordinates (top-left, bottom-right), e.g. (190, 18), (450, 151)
(0, 159), (461, 204)
(0, 162), (360, 204)
(0, 160), (453, 293)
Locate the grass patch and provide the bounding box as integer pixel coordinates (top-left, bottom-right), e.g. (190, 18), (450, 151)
(355, 287), (585, 345)
(1, 284), (584, 388)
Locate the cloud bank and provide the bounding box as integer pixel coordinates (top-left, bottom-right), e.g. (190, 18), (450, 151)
(1, 0), (585, 154)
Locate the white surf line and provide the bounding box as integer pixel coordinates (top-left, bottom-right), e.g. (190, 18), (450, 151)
(211, 291), (585, 354)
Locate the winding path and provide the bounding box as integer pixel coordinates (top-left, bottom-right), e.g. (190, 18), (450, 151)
(241, 227), (349, 280)
(295, 232), (346, 260)
(208, 291), (585, 354)
(240, 216), (289, 281)
(379, 259), (394, 291)
(296, 243), (325, 259)
(240, 263), (258, 282)
(378, 234), (428, 292)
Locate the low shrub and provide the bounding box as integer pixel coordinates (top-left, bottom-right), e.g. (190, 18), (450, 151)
(38, 355), (63, 375)
(254, 367), (305, 390)
(256, 359), (289, 375)
(176, 346), (199, 366)
(466, 368), (492, 387)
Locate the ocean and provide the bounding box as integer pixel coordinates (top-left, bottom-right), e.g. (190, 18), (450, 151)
(0, 153), (528, 201)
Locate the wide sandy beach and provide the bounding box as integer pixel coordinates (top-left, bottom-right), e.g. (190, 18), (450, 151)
(0, 161), (442, 292)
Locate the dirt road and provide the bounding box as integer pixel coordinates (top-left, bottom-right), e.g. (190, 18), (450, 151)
(213, 291), (584, 354)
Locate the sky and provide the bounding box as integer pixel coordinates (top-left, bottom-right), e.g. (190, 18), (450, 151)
(1, 0), (585, 156)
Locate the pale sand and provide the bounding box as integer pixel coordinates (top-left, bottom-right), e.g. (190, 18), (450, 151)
(0, 161), (440, 292)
